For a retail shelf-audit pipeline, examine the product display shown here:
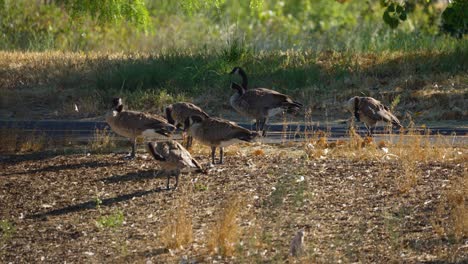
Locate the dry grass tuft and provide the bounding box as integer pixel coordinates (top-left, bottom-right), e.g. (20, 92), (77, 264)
(18, 131), (47, 153)
(207, 195), (245, 257)
(88, 128), (115, 153)
(252, 149), (265, 156)
(445, 176), (467, 240)
(432, 176), (468, 242)
(396, 159), (420, 194)
(347, 126), (365, 151)
(378, 140), (388, 148)
(160, 188), (193, 250)
(315, 136), (328, 149)
(0, 128), (19, 154)
(0, 128), (51, 154)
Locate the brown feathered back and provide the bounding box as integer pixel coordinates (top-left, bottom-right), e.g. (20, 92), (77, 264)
(230, 84), (303, 119)
(147, 140), (203, 172)
(106, 109), (175, 139)
(166, 102), (209, 129)
(188, 116), (259, 147)
(346, 96), (402, 128)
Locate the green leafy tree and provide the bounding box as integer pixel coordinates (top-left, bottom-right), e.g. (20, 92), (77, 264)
(382, 1), (408, 29)
(39, 0), (149, 28)
(441, 0), (467, 38)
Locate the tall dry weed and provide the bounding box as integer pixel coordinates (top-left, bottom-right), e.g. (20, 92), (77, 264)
(89, 127), (115, 153)
(396, 159), (420, 194)
(447, 176), (468, 240)
(207, 195), (245, 257)
(0, 128), (19, 153)
(18, 131), (47, 153)
(432, 176), (467, 242)
(160, 187), (193, 250)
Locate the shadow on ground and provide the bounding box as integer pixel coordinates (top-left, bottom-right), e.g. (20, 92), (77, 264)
(1, 160), (123, 176)
(29, 187), (167, 219)
(99, 169), (172, 184)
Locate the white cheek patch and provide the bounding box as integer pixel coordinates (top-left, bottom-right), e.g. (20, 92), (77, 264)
(268, 107), (283, 117)
(219, 138), (242, 147)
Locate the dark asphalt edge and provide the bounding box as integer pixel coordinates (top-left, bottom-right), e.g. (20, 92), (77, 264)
(0, 120), (466, 136)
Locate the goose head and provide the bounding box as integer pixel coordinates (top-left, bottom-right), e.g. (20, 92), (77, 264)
(111, 97), (124, 113)
(229, 67), (248, 88)
(184, 115), (204, 129)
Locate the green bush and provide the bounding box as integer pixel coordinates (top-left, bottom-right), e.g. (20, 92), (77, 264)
(441, 0), (468, 38)
(0, 0), (464, 52)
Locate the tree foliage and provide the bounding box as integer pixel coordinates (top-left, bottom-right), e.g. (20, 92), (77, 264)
(48, 0), (149, 28)
(381, 0), (408, 29)
(441, 0), (467, 38)
(0, 0), (464, 51)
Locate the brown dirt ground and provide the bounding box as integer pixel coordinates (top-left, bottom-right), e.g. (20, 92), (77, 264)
(0, 143), (467, 263)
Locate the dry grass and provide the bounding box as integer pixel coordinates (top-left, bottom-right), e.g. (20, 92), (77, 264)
(0, 128), (19, 153)
(0, 50), (466, 121)
(160, 187), (193, 250)
(0, 124), (466, 262)
(18, 132), (47, 153)
(397, 159), (420, 194)
(0, 128), (47, 154)
(432, 176), (468, 243)
(88, 127), (115, 153)
(207, 195), (245, 257)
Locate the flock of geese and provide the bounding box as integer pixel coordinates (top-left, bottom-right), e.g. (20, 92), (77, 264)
(105, 67), (402, 189)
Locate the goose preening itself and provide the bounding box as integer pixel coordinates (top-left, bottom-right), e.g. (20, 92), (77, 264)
(229, 67), (303, 136)
(105, 98), (176, 158)
(146, 140), (205, 190)
(185, 116), (259, 164)
(165, 102), (210, 148)
(345, 96), (402, 135)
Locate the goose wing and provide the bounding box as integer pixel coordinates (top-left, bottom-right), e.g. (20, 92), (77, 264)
(168, 141), (205, 171)
(360, 98), (401, 127)
(119, 111), (175, 135)
(172, 102), (210, 124)
(180, 102), (210, 118)
(204, 118), (257, 142)
(242, 88), (301, 110)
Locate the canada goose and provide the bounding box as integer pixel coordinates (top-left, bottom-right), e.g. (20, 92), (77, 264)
(105, 98), (176, 158)
(165, 102), (210, 148)
(345, 96), (402, 135)
(146, 140), (205, 190)
(229, 67), (303, 136)
(184, 116), (259, 164)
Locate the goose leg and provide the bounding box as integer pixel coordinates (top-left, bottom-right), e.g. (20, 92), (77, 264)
(219, 147), (224, 164)
(211, 147), (216, 164)
(166, 174), (171, 190)
(187, 136), (193, 149)
(370, 126), (375, 137)
(364, 124), (373, 137)
(125, 138), (137, 159)
(174, 171), (179, 190)
(254, 119), (260, 132)
(260, 117), (268, 137)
